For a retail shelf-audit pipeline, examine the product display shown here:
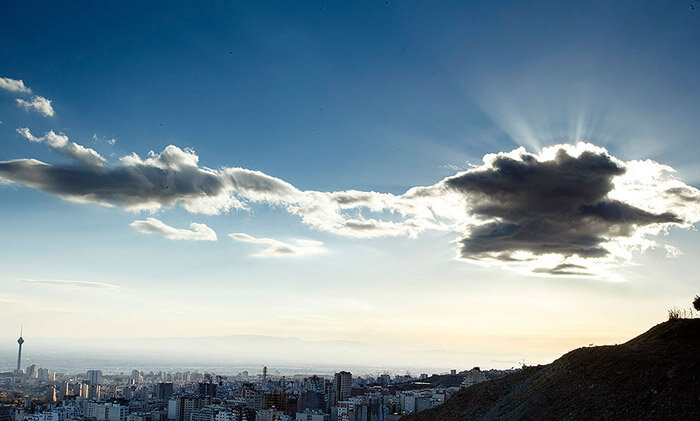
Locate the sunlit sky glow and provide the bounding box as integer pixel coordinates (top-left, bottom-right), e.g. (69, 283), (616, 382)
(1, 1), (699, 373)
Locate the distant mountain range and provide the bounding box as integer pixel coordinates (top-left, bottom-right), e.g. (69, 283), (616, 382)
(402, 319), (700, 420)
(0, 333), (505, 375)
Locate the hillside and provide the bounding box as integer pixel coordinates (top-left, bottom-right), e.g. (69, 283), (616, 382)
(402, 319), (700, 420)
(392, 374), (467, 391)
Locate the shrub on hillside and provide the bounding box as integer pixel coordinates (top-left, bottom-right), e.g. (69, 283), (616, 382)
(668, 306), (693, 320)
(668, 307), (682, 320)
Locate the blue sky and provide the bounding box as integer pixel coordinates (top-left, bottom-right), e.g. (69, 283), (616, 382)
(1, 1), (700, 371)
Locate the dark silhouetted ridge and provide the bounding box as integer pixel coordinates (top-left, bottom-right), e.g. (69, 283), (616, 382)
(402, 319), (700, 420)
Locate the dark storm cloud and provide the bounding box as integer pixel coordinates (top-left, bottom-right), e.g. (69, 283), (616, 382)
(533, 263), (594, 276)
(445, 148), (681, 262)
(0, 158), (225, 210)
(343, 220), (382, 231)
(663, 186), (700, 203)
(2, 136), (699, 276)
(331, 191), (379, 206)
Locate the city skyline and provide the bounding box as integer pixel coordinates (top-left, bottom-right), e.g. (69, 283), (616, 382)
(2, 1), (700, 372)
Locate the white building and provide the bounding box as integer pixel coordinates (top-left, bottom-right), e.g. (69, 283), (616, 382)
(295, 411), (327, 421)
(81, 402), (128, 421)
(190, 406), (225, 421)
(399, 391), (440, 415)
(255, 409), (289, 421)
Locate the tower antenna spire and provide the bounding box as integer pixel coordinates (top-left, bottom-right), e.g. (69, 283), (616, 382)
(16, 325), (24, 373)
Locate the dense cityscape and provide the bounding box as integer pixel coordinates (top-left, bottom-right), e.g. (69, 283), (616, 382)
(2, 1), (700, 419)
(0, 334), (517, 421)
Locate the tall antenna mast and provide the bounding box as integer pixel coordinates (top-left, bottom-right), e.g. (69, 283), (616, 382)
(16, 325), (24, 372)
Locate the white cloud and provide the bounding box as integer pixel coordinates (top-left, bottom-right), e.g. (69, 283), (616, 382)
(16, 95), (55, 117)
(2, 140), (700, 277)
(20, 279), (119, 289)
(17, 128), (107, 168)
(93, 133), (116, 145)
(229, 232), (326, 257)
(2, 76), (55, 117)
(130, 217), (218, 241)
(664, 245), (683, 258)
(0, 77), (32, 94)
(16, 127), (41, 142)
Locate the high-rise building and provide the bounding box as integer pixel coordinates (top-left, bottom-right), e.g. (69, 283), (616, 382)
(46, 385), (57, 403)
(156, 382), (174, 401)
(197, 382), (217, 398)
(298, 391), (325, 413)
(27, 364), (37, 378)
(88, 384), (101, 400)
(87, 370), (103, 385)
(168, 396), (211, 421)
(16, 330), (24, 373)
(331, 371), (352, 407)
(122, 386), (134, 400)
(57, 381), (69, 400)
(241, 385), (263, 410)
(79, 383), (90, 398)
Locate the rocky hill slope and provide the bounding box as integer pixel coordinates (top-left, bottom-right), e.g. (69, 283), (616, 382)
(402, 319), (700, 420)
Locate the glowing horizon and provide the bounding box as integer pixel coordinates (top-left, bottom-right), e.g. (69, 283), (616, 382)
(1, 1), (699, 372)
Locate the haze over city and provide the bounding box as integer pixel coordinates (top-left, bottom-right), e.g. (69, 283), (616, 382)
(1, 0), (700, 378)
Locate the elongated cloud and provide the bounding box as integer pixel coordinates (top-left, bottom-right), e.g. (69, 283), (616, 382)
(16, 95), (55, 117)
(0, 144), (242, 213)
(17, 128), (106, 167)
(1, 76), (54, 117)
(20, 279), (118, 289)
(130, 217), (217, 241)
(1, 139), (699, 277)
(0, 77), (32, 94)
(229, 233), (326, 257)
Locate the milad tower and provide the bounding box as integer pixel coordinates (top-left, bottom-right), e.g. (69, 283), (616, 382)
(16, 328), (24, 372)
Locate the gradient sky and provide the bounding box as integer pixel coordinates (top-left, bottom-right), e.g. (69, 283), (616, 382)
(1, 1), (700, 371)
